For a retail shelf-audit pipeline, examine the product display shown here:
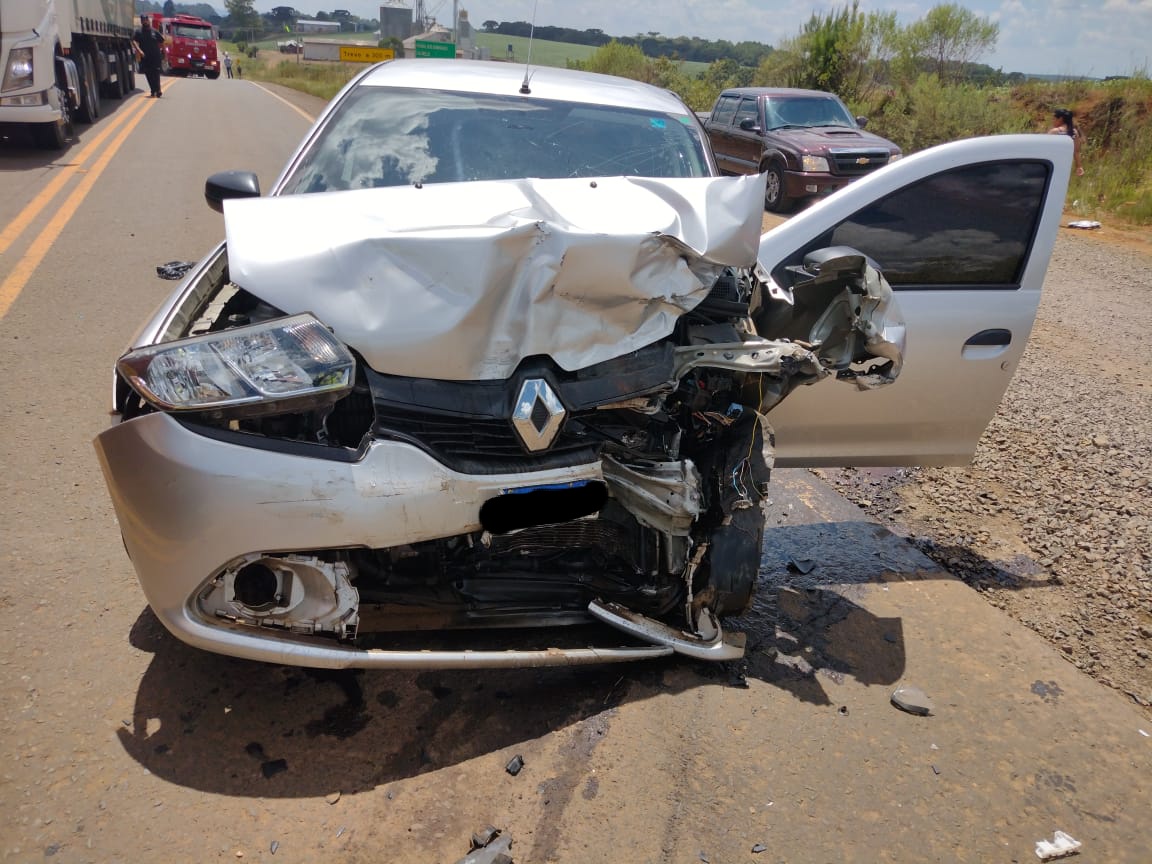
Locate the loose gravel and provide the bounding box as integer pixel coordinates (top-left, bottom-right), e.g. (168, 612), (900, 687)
(820, 228), (1152, 710)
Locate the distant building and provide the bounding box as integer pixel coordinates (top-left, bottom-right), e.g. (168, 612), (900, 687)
(295, 19), (342, 33)
(379, 2), (413, 41)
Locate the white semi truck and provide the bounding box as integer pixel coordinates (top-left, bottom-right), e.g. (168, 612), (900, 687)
(0, 0), (136, 149)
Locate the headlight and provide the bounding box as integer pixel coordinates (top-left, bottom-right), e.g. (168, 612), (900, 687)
(2, 47), (34, 93)
(801, 154), (830, 173)
(889, 153), (903, 162)
(117, 314), (355, 415)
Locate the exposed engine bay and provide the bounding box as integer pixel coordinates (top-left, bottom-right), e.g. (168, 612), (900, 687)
(108, 176), (903, 664)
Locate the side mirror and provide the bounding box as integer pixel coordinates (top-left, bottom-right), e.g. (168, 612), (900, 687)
(855, 116), (868, 128)
(738, 117), (761, 133)
(205, 170), (261, 213)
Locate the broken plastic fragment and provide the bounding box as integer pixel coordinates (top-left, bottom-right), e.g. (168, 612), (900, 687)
(1035, 830), (1081, 860)
(1065, 220), (1100, 229)
(155, 260), (196, 280)
(751, 843), (767, 853)
(505, 754), (524, 776)
(787, 558), (816, 575)
(891, 684), (933, 715)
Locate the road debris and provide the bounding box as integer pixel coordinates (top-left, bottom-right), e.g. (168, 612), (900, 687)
(751, 842), (767, 853)
(269, 840), (279, 855)
(454, 826), (513, 864)
(505, 754), (524, 776)
(325, 791), (341, 805)
(787, 558), (817, 575)
(891, 684), (933, 716)
(1065, 220), (1101, 229)
(155, 261), (196, 280)
(1035, 830), (1081, 860)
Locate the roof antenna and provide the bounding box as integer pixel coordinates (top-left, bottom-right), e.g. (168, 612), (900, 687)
(519, 0), (539, 94)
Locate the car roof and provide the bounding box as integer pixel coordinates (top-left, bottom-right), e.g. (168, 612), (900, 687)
(721, 87), (845, 100)
(357, 59), (693, 114)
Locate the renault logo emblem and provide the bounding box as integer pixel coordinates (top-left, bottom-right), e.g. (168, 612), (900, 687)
(512, 379), (566, 452)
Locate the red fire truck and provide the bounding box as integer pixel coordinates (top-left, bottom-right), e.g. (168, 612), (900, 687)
(146, 12), (221, 79)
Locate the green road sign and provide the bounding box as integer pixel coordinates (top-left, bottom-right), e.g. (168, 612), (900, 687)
(415, 40), (455, 58)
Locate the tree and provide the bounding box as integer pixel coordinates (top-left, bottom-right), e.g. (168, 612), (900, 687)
(224, 0), (260, 30)
(269, 6), (299, 22)
(482, 20), (498, 32)
(162, 0), (175, 16)
(904, 3), (998, 82)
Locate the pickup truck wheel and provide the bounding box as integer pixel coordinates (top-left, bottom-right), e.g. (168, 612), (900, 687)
(762, 161), (793, 213)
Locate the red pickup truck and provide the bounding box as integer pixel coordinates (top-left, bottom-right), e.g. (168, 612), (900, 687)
(702, 87), (902, 212)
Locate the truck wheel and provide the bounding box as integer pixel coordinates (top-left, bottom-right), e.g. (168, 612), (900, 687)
(762, 160), (793, 213)
(75, 50), (100, 123)
(33, 82), (73, 150)
(206, 70), (220, 80)
(161, 56), (170, 75)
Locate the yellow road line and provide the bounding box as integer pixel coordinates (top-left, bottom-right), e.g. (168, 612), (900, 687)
(0, 97), (149, 258)
(252, 82), (316, 125)
(0, 97), (157, 320)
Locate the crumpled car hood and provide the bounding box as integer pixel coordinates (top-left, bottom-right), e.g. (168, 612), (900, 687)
(224, 174), (766, 380)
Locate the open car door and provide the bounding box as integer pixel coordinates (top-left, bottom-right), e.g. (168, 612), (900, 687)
(757, 134), (1072, 467)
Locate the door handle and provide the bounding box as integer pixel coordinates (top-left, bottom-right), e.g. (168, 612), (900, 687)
(962, 328), (1012, 359)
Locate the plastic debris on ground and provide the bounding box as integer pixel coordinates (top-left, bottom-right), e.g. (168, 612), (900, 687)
(454, 826), (513, 864)
(156, 261), (196, 280)
(890, 684), (934, 716)
(1035, 830), (1082, 860)
(505, 754), (524, 776)
(787, 558), (817, 575)
(1065, 220), (1101, 229)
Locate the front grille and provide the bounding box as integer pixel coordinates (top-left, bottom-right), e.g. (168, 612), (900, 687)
(828, 149), (891, 177)
(376, 404), (593, 462)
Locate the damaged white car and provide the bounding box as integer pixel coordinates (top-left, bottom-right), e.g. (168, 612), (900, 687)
(93, 60), (1072, 669)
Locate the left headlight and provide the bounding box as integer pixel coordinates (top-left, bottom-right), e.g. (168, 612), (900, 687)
(2, 47), (34, 93)
(117, 313), (356, 415)
(801, 154), (830, 173)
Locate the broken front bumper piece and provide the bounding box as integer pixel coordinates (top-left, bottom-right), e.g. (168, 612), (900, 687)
(94, 411), (746, 669)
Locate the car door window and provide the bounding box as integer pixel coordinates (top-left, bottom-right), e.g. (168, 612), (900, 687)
(713, 95), (739, 127)
(782, 161), (1052, 288)
(733, 98), (759, 130)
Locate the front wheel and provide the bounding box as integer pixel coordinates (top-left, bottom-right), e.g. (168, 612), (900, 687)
(206, 69), (220, 80)
(33, 84), (73, 150)
(762, 161), (793, 213)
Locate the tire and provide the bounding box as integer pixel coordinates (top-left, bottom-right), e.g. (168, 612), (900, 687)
(160, 55), (170, 75)
(75, 50), (100, 124)
(33, 84), (72, 150)
(108, 50), (126, 99)
(762, 160), (793, 213)
(206, 70), (220, 80)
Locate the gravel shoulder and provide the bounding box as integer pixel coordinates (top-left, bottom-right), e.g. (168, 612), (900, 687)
(819, 226), (1152, 711)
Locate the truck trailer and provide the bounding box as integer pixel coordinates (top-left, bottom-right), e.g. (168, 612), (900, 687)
(0, 0), (136, 150)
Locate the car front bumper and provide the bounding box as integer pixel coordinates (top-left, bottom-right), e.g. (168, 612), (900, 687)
(784, 170), (849, 199)
(92, 412), (681, 668)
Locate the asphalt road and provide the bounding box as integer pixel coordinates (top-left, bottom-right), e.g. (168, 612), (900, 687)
(1, 75), (1149, 863)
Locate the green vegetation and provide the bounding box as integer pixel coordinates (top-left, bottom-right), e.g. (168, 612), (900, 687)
(223, 1), (1152, 225)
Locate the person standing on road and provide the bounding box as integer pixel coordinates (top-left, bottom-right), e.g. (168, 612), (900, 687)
(132, 15), (165, 98)
(1048, 108), (1084, 176)
(224, 52), (233, 79)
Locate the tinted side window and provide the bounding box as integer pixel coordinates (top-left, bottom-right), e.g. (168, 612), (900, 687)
(713, 95), (739, 127)
(734, 98), (759, 129)
(790, 162), (1051, 288)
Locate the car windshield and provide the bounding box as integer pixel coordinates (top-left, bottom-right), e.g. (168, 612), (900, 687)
(279, 86), (711, 194)
(764, 96), (856, 129)
(173, 24), (212, 38)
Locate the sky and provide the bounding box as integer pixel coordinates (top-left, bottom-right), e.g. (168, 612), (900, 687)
(252, 0), (1152, 79)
